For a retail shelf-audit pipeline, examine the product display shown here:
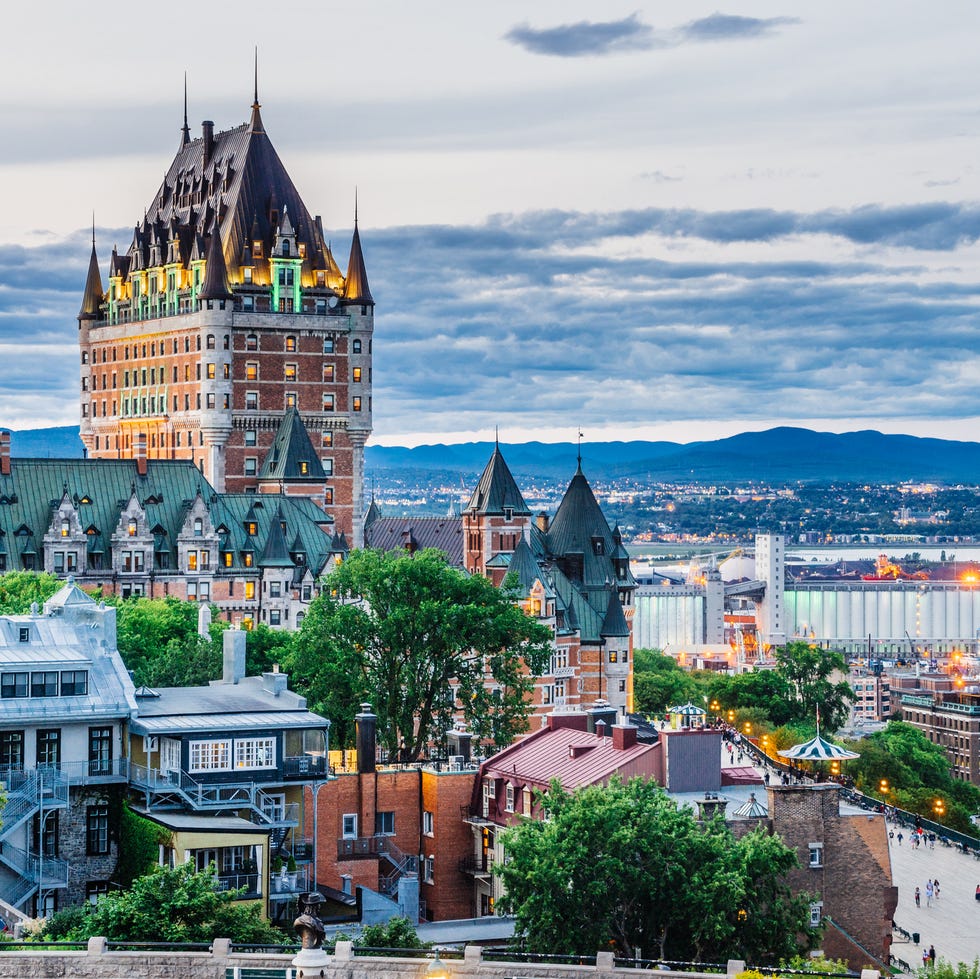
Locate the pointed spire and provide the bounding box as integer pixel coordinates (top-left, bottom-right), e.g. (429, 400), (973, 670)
(466, 444), (530, 516)
(79, 221), (104, 320)
(249, 46), (265, 134)
(577, 429), (584, 473)
(181, 72), (190, 146)
(342, 199), (374, 304)
(198, 214), (233, 300)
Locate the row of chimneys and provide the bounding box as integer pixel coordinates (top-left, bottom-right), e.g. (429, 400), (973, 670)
(353, 705), (474, 775)
(0, 430), (147, 478)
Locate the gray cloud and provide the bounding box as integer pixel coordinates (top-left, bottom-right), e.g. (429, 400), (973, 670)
(679, 13), (801, 42)
(5, 203), (980, 439)
(504, 13), (656, 58)
(504, 10), (799, 58)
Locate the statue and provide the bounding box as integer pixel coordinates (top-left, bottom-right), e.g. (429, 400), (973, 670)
(293, 891), (329, 976)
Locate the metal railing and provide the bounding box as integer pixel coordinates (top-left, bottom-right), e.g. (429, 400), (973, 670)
(282, 755), (328, 778)
(58, 758), (130, 783)
(0, 843), (69, 890)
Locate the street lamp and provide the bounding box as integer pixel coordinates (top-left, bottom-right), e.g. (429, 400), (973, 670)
(426, 949), (450, 979)
(933, 798), (945, 821)
(879, 779), (889, 796)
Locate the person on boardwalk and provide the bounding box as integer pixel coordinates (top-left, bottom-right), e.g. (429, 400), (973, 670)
(897, 831), (904, 846)
(929, 945), (936, 967)
(933, 878), (940, 900)
(923, 947), (930, 969)
(926, 880), (934, 907)
(915, 887), (921, 907)
(975, 883), (980, 903)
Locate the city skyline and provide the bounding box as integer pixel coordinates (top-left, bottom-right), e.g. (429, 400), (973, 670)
(3, 2), (980, 446)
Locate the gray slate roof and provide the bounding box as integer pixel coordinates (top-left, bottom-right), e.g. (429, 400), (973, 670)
(465, 446), (530, 516)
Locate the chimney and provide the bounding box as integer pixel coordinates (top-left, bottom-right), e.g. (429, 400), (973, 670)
(355, 703), (377, 774)
(135, 433), (147, 476)
(536, 511), (549, 533)
(586, 699), (616, 735)
(696, 794), (728, 821)
(202, 121), (215, 166)
(262, 667), (289, 697)
(198, 603), (212, 638)
(222, 629), (246, 684)
(595, 719), (606, 739)
(612, 723), (638, 751)
(0, 430), (9, 476)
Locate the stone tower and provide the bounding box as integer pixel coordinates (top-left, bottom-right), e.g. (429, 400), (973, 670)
(77, 85), (373, 545)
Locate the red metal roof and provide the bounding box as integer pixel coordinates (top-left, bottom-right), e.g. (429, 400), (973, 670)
(482, 724), (659, 791)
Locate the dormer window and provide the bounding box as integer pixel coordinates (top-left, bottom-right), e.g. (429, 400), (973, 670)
(246, 522), (257, 536)
(193, 518), (203, 537)
(128, 521), (137, 537)
(299, 461), (309, 475)
(282, 240), (290, 257)
(61, 520), (70, 538)
(503, 507), (513, 521)
(592, 537), (604, 555)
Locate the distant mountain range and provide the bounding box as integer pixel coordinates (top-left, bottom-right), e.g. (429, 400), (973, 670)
(6, 424), (980, 484)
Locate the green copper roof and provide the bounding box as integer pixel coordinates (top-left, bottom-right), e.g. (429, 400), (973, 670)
(259, 409), (326, 481)
(600, 589), (630, 638)
(466, 446), (530, 516)
(259, 507), (294, 567)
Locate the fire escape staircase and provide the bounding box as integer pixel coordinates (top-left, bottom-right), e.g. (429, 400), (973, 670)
(129, 764), (298, 846)
(0, 768), (70, 912)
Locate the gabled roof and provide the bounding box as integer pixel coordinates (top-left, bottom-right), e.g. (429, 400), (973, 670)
(482, 722), (657, 791)
(506, 537), (546, 595)
(364, 516), (464, 567)
(258, 409), (325, 481)
(466, 445), (530, 516)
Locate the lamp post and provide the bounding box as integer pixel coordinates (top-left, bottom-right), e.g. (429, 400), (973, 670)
(426, 949), (450, 979)
(933, 798), (945, 822)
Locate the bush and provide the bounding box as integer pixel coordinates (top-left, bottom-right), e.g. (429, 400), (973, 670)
(356, 916), (427, 949)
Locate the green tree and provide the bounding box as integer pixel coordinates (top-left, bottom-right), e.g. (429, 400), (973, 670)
(105, 597), (228, 686)
(246, 623), (294, 676)
(706, 671), (803, 727)
(0, 571), (63, 614)
(773, 641), (853, 732)
(633, 670), (699, 714)
(288, 549), (553, 760)
(34, 862), (288, 943)
(356, 916), (427, 949)
(497, 778), (816, 963)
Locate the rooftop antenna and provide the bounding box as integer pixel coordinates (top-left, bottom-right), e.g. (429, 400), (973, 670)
(495, 425), (499, 449)
(181, 72), (190, 145)
(253, 46), (259, 108)
(577, 429), (584, 471)
(91, 213), (96, 247)
(354, 186), (358, 226)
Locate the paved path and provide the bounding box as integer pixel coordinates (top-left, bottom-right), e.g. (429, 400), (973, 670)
(888, 826), (980, 967)
(718, 741), (980, 966)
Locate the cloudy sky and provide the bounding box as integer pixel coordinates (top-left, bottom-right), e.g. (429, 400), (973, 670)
(3, 1), (980, 447)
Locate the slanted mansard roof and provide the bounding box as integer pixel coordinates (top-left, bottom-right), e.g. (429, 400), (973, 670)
(0, 459), (337, 578)
(117, 94), (345, 292)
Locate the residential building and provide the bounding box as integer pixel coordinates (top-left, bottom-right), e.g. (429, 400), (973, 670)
(76, 86), (373, 544)
(849, 664), (891, 724)
(899, 687), (980, 784)
(0, 580), (136, 917)
(127, 630), (330, 924)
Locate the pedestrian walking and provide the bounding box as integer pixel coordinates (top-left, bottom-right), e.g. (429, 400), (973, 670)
(929, 945), (936, 967)
(974, 883), (980, 902)
(890, 830), (895, 842)
(933, 879), (940, 899)
(915, 887), (921, 907)
(926, 880), (934, 907)
(897, 832), (904, 846)
(922, 948), (930, 969)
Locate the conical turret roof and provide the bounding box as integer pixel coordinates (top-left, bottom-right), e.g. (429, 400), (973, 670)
(259, 507), (294, 568)
(600, 589), (630, 638)
(79, 238), (104, 320)
(198, 217), (233, 300)
(342, 217), (373, 304)
(466, 445), (530, 516)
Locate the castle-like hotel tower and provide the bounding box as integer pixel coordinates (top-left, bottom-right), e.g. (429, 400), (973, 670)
(78, 83), (373, 544)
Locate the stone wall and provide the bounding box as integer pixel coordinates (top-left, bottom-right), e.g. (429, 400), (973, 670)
(0, 941), (850, 979)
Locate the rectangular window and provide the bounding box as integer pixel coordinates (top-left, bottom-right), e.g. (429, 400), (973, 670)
(285, 391), (297, 408)
(31, 672), (59, 697)
(61, 670), (88, 696)
(86, 882), (110, 905)
(352, 396), (362, 411)
(245, 581), (255, 600)
(323, 338), (334, 353)
(244, 429), (257, 446)
(269, 581), (282, 598)
(244, 457), (257, 477)
(86, 805), (110, 855)
(0, 731), (24, 767)
(322, 364), (334, 382)
(188, 740), (231, 772)
(37, 729), (61, 768)
(322, 394), (334, 412)
(234, 737), (276, 770)
(207, 363), (216, 379)
(342, 813), (358, 839)
(1, 673), (29, 698)
(375, 811), (395, 836)
(89, 727), (113, 776)
(321, 431), (333, 447)
(245, 362), (258, 381)
(188, 552), (198, 572)
(269, 610), (281, 626)
(809, 902), (823, 927)
(352, 367), (362, 382)
(285, 363), (297, 381)
(424, 856), (434, 883)
(322, 457), (333, 475)
(505, 783), (515, 812)
(423, 811), (434, 835)
(808, 843), (824, 868)
(246, 391), (258, 411)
